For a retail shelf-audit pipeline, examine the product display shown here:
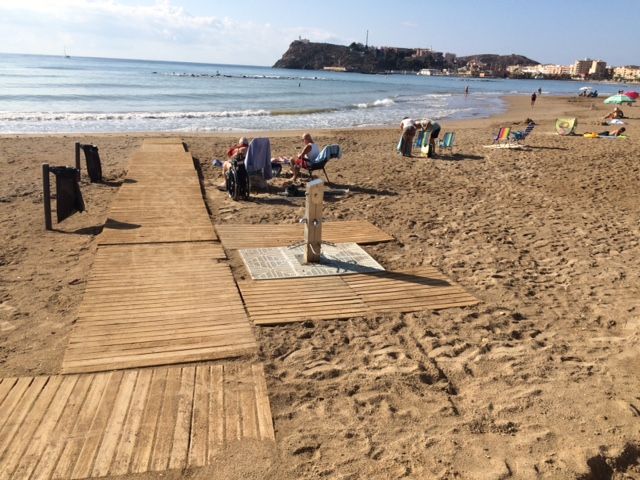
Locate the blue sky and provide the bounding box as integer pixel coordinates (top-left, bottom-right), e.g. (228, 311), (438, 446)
(0, 0), (637, 66)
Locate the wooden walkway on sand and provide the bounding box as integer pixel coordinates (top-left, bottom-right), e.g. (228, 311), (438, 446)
(239, 266), (479, 325)
(63, 139), (258, 373)
(62, 243), (255, 374)
(99, 141), (216, 246)
(0, 363), (274, 480)
(215, 220), (394, 250)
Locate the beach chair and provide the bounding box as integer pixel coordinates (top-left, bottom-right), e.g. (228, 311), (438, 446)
(511, 123), (535, 143)
(438, 132), (455, 153)
(419, 127), (433, 157)
(303, 144), (341, 183)
(493, 127), (511, 145)
(414, 129), (425, 148)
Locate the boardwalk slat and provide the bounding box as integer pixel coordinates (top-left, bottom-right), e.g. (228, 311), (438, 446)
(0, 376), (62, 479)
(11, 376), (78, 480)
(188, 366), (210, 468)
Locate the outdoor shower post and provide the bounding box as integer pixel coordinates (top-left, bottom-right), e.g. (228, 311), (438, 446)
(304, 179), (324, 263)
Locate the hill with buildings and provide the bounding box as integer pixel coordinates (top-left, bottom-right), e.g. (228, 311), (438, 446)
(273, 40), (539, 75)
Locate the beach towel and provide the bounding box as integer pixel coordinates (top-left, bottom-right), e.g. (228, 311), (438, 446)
(414, 130), (425, 148)
(244, 138), (272, 180)
(314, 144), (341, 164)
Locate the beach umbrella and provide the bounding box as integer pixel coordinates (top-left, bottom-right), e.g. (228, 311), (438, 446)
(604, 94), (636, 105)
(578, 86), (592, 91)
(624, 91), (639, 99)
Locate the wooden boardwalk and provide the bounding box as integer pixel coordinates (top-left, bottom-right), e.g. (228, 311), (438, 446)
(62, 243), (255, 374)
(215, 220), (394, 249)
(64, 139), (257, 373)
(0, 363), (274, 479)
(239, 266), (479, 325)
(98, 141), (216, 246)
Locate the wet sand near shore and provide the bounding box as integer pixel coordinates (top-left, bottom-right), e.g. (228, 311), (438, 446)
(1, 95), (639, 479)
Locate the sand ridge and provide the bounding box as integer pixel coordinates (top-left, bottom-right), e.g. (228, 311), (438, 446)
(1, 95), (639, 478)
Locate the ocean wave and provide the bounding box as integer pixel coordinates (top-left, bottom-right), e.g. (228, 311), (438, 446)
(354, 98), (396, 108)
(0, 110), (272, 122)
(158, 72), (328, 81)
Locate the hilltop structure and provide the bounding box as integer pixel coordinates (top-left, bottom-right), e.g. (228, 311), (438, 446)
(273, 40), (538, 76)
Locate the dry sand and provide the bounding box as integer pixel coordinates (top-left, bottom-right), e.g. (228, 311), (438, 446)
(1, 95), (639, 479)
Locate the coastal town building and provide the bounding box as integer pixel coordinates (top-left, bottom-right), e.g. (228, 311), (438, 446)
(613, 65), (640, 81)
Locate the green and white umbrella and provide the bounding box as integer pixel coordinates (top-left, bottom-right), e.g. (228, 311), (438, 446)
(604, 94), (635, 105)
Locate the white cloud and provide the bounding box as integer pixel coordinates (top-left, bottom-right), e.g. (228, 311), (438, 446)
(0, 0), (340, 65)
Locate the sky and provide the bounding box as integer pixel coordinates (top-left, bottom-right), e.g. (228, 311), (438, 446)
(0, 0), (637, 67)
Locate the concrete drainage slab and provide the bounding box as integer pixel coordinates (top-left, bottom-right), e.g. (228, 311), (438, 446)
(239, 242), (385, 280)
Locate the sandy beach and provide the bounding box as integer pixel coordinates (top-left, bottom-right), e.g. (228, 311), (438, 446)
(1, 95), (639, 479)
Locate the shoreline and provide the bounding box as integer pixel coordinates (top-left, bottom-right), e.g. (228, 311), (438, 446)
(0, 94), (582, 139)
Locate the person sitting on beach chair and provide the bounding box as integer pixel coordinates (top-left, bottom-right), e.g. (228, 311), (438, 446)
(291, 133), (320, 182)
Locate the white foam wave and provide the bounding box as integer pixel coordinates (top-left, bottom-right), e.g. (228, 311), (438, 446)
(354, 98), (396, 108)
(0, 110), (271, 122)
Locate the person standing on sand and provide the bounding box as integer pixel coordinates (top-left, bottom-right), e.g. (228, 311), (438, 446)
(464, 85), (469, 97)
(399, 117), (417, 157)
(531, 92), (537, 108)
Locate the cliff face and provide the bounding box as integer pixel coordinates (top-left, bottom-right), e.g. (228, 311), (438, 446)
(273, 41), (539, 74)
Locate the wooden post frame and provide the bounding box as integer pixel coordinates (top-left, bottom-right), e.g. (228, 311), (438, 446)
(42, 163), (52, 230)
(74, 142), (81, 172)
(304, 179), (325, 263)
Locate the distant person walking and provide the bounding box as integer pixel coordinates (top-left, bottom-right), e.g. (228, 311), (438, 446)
(531, 92), (537, 108)
(464, 85), (469, 97)
(537, 87), (542, 96)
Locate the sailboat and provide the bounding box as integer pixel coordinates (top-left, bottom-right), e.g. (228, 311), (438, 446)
(64, 46), (70, 58)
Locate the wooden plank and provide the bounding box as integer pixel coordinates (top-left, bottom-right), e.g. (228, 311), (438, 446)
(53, 373), (110, 479)
(129, 368), (166, 474)
(216, 220), (394, 249)
(252, 364), (275, 440)
(0, 376), (49, 456)
(238, 363), (258, 439)
(0, 376), (63, 479)
(31, 375), (93, 480)
(70, 371), (124, 479)
(188, 365), (210, 468)
(168, 366), (196, 470)
(0, 362), (274, 479)
(0, 377), (17, 406)
(208, 365), (225, 463)
(91, 370), (138, 477)
(11, 376), (78, 480)
(224, 365), (241, 442)
(150, 367), (182, 471)
(0, 376), (33, 433)
(109, 369), (153, 476)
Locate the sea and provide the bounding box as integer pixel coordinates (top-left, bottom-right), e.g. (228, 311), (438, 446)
(0, 53), (628, 134)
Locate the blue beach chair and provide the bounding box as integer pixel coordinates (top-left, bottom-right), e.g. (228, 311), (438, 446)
(438, 132), (455, 153)
(512, 123), (535, 143)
